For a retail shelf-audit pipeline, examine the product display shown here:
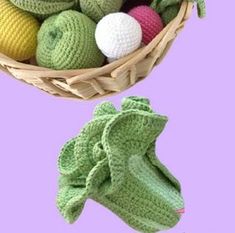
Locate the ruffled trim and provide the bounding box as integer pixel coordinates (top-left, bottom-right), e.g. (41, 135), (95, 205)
(57, 97), (181, 224)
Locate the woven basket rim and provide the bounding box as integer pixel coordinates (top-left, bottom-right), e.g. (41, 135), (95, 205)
(0, 1), (194, 100)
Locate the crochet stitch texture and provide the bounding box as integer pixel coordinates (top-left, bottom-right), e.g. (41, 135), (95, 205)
(36, 10), (105, 70)
(95, 13), (142, 60)
(161, 4), (180, 25)
(10, 0), (80, 19)
(57, 96), (184, 233)
(80, 0), (123, 22)
(129, 6), (163, 45)
(0, 0), (39, 61)
(151, 0), (206, 18)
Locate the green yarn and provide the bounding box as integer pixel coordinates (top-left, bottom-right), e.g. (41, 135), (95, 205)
(151, 0), (206, 18)
(80, 0), (123, 22)
(161, 4), (180, 25)
(57, 96), (184, 233)
(10, 0), (80, 19)
(194, 0), (206, 18)
(36, 10), (105, 70)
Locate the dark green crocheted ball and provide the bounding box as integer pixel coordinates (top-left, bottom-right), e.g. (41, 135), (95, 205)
(10, 0), (80, 19)
(161, 4), (180, 25)
(36, 10), (105, 70)
(80, 0), (123, 22)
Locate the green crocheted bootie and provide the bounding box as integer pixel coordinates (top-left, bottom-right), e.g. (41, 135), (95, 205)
(36, 10), (105, 70)
(80, 0), (123, 22)
(57, 97), (184, 233)
(10, 0), (80, 19)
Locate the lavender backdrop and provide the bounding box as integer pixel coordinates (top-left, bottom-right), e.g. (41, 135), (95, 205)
(0, 1), (234, 232)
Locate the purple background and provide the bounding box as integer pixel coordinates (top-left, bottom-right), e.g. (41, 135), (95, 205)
(0, 1), (234, 232)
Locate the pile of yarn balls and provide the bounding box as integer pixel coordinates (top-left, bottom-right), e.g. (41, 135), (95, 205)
(0, 0), (182, 70)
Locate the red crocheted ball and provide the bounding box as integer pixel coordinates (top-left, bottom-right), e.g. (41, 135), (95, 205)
(129, 6), (164, 45)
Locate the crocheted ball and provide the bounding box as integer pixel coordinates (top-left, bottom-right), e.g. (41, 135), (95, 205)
(10, 0), (79, 19)
(121, 0), (152, 12)
(36, 10), (105, 70)
(161, 4), (180, 25)
(0, 0), (39, 61)
(95, 13), (142, 60)
(129, 6), (163, 45)
(80, 0), (123, 23)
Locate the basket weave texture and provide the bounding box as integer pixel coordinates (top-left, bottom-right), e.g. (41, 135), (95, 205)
(0, 1), (193, 100)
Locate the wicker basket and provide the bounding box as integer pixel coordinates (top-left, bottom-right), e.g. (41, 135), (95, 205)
(0, 1), (194, 100)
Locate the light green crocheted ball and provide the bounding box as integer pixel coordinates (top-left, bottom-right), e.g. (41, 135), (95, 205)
(80, 0), (123, 22)
(10, 0), (80, 19)
(36, 10), (105, 70)
(57, 96), (184, 233)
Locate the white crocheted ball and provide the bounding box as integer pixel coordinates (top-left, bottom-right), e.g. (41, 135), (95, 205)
(95, 12), (142, 60)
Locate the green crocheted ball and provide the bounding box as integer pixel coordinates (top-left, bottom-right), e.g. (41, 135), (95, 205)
(161, 4), (180, 25)
(10, 0), (80, 19)
(36, 10), (105, 70)
(57, 96), (184, 233)
(80, 0), (123, 22)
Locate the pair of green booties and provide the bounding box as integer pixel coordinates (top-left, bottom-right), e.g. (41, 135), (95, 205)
(57, 96), (184, 233)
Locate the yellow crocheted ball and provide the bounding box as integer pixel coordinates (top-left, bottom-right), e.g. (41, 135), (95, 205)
(0, 0), (40, 61)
